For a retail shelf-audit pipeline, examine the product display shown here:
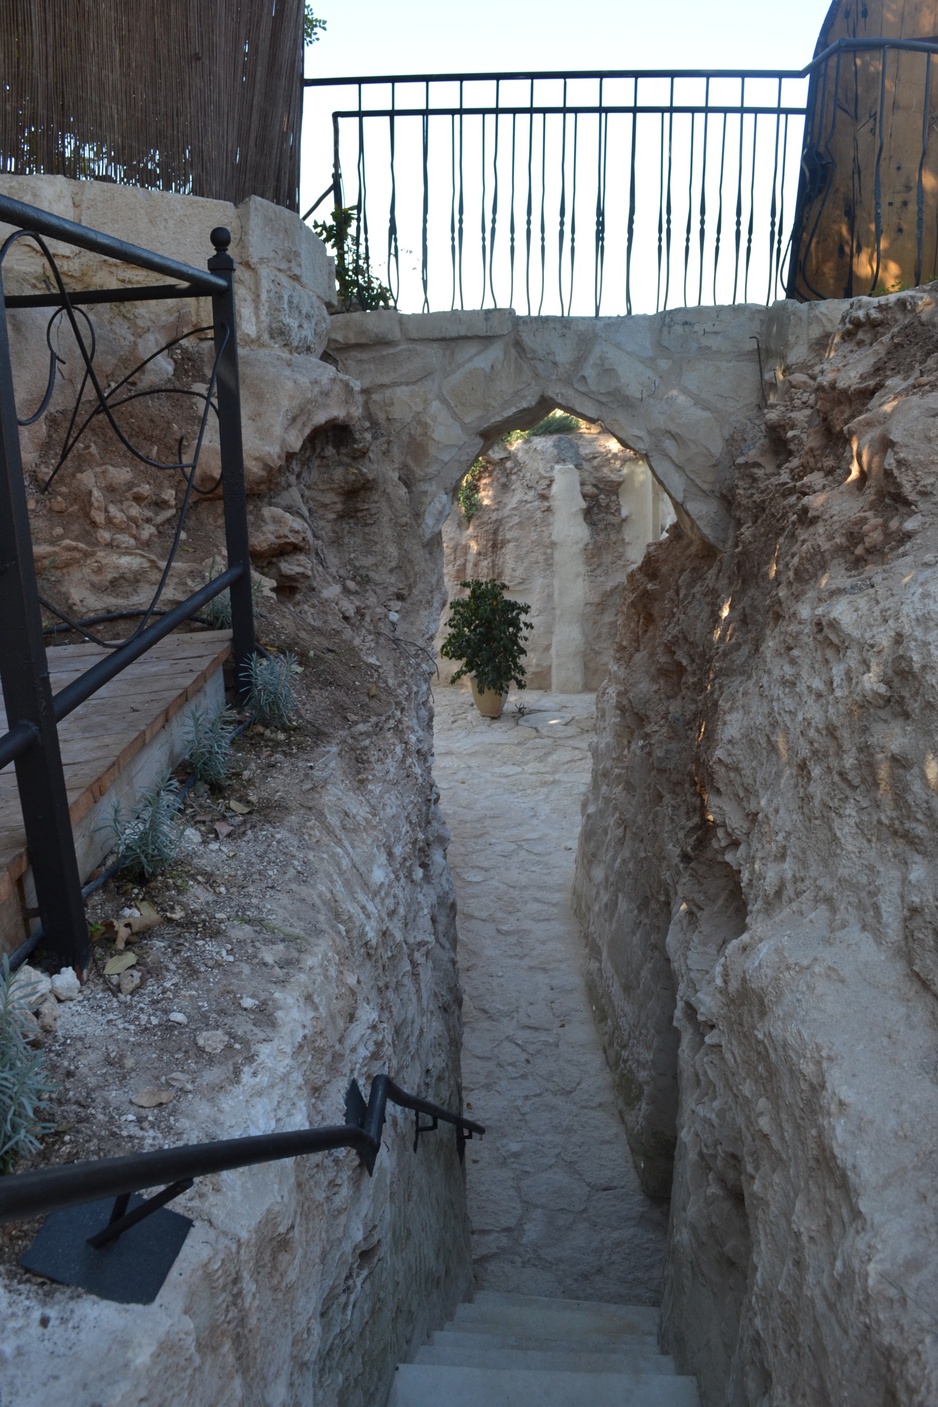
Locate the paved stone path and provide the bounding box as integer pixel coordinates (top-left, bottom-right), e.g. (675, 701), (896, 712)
(432, 684), (668, 1305)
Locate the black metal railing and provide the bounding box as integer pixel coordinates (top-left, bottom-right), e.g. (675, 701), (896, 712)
(0, 1073), (483, 1303)
(303, 38), (938, 316)
(0, 195), (256, 973)
(304, 66), (809, 316)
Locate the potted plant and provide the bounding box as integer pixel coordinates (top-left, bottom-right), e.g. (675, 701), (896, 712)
(440, 579), (532, 717)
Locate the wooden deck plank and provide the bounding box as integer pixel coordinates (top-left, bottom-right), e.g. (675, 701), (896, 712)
(0, 630), (232, 940)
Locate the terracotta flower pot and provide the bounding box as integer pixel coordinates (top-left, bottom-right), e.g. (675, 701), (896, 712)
(470, 678), (508, 718)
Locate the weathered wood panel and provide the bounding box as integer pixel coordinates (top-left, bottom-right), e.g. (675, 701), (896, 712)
(789, 0), (938, 299)
(0, 630), (230, 957)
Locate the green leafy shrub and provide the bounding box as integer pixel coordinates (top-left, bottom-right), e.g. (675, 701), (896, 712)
(186, 702), (238, 787)
(304, 4), (326, 43)
(440, 579), (531, 695)
(499, 428), (526, 448)
(243, 652), (298, 727)
(0, 960), (57, 1174)
(457, 460), (487, 523)
(110, 774), (181, 879)
(312, 206), (393, 311)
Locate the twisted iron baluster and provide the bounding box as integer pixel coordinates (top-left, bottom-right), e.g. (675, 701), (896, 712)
(766, 77), (782, 305)
(450, 112), (457, 310)
(712, 109), (728, 304)
(697, 77), (710, 307)
(625, 79), (637, 316)
(388, 84), (400, 305)
(509, 110), (517, 312)
(569, 110), (579, 314)
(538, 109), (548, 314)
(663, 78), (675, 311)
(480, 109), (488, 307)
(488, 79), (500, 308)
(732, 77), (745, 303)
(421, 80), (429, 312)
(744, 107), (758, 302)
(594, 77), (607, 317)
(775, 110), (792, 298)
(458, 81), (466, 310)
(355, 85), (365, 295)
(558, 79), (568, 315)
(684, 106), (696, 307)
(525, 79), (534, 315)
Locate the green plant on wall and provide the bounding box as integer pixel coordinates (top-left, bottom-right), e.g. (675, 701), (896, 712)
(312, 206), (393, 311)
(304, 5), (326, 44)
(457, 460), (487, 523)
(440, 579), (531, 696)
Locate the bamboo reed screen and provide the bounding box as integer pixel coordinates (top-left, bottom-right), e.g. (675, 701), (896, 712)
(0, 0), (304, 209)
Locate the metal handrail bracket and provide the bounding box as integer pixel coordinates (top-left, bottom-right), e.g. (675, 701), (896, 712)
(1, 1074), (483, 1304)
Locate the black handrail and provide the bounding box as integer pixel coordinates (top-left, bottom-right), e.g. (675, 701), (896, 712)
(0, 198), (257, 972)
(303, 65), (811, 315)
(0, 194), (225, 293)
(0, 1075), (484, 1226)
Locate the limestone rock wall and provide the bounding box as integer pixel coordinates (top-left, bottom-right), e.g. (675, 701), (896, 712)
(0, 175), (356, 601)
(574, 289), (938, 1405)
(437, 428), (673, 691)
(0, 177), (470, 1407)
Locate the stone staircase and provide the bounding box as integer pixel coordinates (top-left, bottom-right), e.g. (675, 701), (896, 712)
(388, 1291), (700, 1406)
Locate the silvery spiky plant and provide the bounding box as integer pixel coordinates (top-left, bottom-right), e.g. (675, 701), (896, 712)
(110, 773), (181, 879)
(186, 702), (238, 786)
(0, 960), (57, 1174)
(203, 557), (234, 630)
(242, 651), (298, 728)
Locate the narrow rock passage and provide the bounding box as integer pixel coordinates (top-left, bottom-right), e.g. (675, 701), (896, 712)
(432, 684), (668, 1304)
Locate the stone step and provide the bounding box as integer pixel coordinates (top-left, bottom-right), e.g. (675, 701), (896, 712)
(417, 1342), (678, 1374)
(472, 1290), (660, 1320)
(433, 1327), (660, 1356)
(452, 1297), (660, 1340)
(387, 1363), (701, 1407)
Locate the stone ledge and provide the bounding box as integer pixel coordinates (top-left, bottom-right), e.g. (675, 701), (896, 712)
(403, 308), (516, 340)
(328, 309), (404, 344)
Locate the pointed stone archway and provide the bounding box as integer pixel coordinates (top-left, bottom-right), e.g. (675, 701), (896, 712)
(326, 301), (846, 553)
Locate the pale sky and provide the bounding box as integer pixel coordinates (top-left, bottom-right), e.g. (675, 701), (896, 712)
(300, 0), (836, 310)
(304, 1), (834, 82)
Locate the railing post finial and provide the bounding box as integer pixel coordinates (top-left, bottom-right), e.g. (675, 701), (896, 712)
(209, 228), (234, 270)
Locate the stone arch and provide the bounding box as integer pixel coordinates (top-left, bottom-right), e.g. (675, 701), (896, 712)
(327, 306), (778, 553)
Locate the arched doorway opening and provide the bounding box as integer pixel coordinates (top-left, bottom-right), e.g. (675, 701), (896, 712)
(436, 410), (675, 693)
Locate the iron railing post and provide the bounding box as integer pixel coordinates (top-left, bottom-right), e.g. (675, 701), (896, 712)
(0, 283), (90, 973)
(207, 228), (255, 701)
